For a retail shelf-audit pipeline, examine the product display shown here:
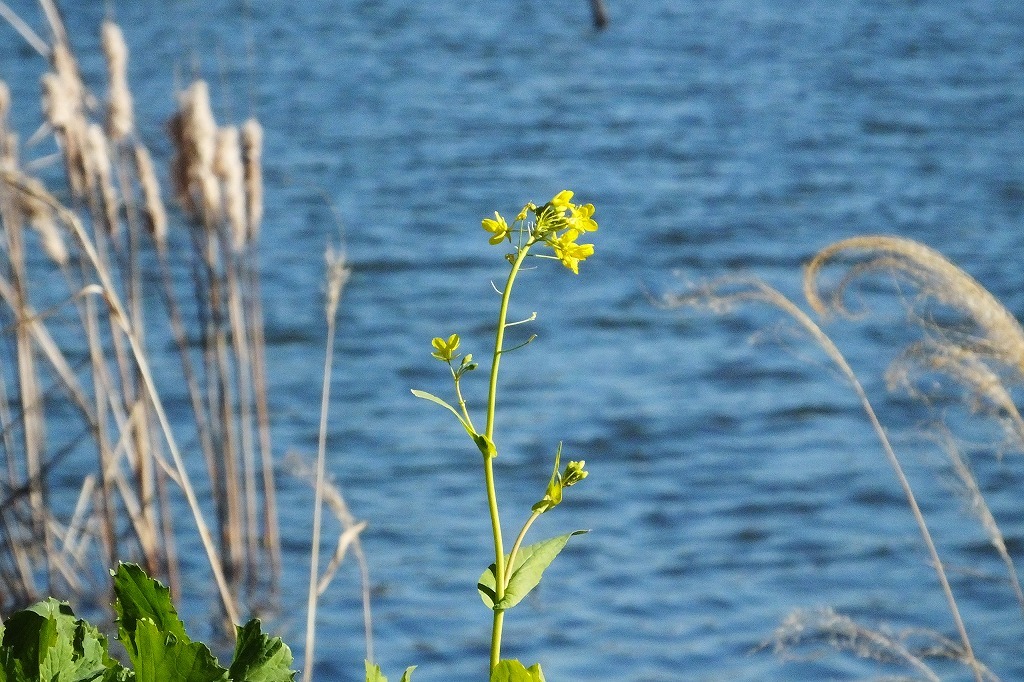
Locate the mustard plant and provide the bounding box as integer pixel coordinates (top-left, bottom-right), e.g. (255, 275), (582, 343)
(402, 191), (597, 680)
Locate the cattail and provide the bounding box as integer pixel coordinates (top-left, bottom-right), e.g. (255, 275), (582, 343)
(40, 70), (87, 198)
(101, 21), (134, 141)
(17, 176), (68, 266)
(134, 143), (167, 248)
(86, 123), (119, 237)
(241, 118), (263, 242)
(214, 126), (246, 251)
(181, 81), (220, 224)
(50, 43), (83, 108)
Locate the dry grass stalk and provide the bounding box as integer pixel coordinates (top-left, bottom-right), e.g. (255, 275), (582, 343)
(931, 431), (1024, 617)
(663, 276), (984, 682)
(304, 247), (371, 680)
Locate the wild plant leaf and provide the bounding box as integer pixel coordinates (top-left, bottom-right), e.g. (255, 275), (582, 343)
(478, 531), (588, 610)
(112, 563), (189, 649)
(0, 599), (123, 682)
(410, 390), (474, 436)
(131, 619), (227, 682)
(398, 667), (417, 682)
(228, 619), (295, 681)
(489, 660), (545, 682)
(364, 660), (387, 682)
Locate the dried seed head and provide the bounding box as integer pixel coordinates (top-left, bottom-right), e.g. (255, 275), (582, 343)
(215, 125), (246, 250)
(241, 118), (263, 242)
(50, 43), (84, 107)
(86, 123), (120, 236)
(101, 21), (134, 140)
(134, 143), (167, 248)
(17, 177), (68, 266)
(180, 80), (220, 223)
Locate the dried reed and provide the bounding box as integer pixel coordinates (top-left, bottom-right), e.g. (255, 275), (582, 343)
(663, 276), (983, 682)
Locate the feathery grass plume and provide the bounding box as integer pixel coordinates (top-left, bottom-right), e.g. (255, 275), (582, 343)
(663, 276), (984, 682)
(240, 118), (263, 242)
(100, 21), (134, 141)
(85, 123), (119, 238)
(766, 607), (1001, 681)
(886, 340), (1024, 452)
(214, 126), (246, 251)
(133, 143), (167, 248)
(804, 236), (1024, 374)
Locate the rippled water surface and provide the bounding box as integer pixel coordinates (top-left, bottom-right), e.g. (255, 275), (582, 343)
(4, 1), (1024, 679)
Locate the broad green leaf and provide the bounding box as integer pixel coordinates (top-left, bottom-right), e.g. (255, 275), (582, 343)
(410, 390), (474, 436)
(478, 531), (588, 610)
(131, 619), (227, 682)
(398, 667), (417, 682)
(228, 620), (295, 681)
(0, 599), (123, 682)
(473, 433), (497, 459)
(112, 563), (189, 651)
(490, 660), (545, 682)
(364, 660), (387, 682)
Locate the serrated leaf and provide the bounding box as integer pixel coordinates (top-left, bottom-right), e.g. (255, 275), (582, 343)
(364, 660), (387, 682)
(0, 599), (123, 682)
(228, 619), (295, 682)
(410, 390), (474, 436)
(478, 531), (588, 610)
(490, 660), (545, 682)
(113, 563), (189, 651)
(131, 619), (227, 682)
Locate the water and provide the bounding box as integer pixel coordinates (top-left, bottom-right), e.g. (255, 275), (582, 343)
(3, 0), (1024, 678)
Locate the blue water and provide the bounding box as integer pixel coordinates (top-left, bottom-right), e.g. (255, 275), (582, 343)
(4, 1), (1024, 679)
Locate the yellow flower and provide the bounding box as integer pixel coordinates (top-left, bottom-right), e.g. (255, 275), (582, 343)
(549, 229), (595, 274)
(515, 203), (536, 222)
(568, 202), (598, 232)
(481, 211), (510, 245)
(549, 190), (574, 212)
(431, 334), (460, 362)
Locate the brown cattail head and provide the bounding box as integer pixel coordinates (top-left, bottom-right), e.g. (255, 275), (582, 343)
(240, 118), (263, 242)
(101, 21), (134, 141)
(214, 125), (246, 251)
(134, 143), (167, 249)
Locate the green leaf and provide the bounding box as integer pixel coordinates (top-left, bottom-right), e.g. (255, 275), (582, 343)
(398, 667), (417, 682)
(0, 598), (124, 682)
(490, 660), (545, 682)
(228, 620), (295, 681)
(112, 563), (189, 650)
(364, 660), (387, 682)
(131, 619), (227, 682)
(478, 531), (588, 610)
(410, 390), (474, 436)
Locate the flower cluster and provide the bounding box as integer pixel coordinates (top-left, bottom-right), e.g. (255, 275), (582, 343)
(481, 190), (598, 274)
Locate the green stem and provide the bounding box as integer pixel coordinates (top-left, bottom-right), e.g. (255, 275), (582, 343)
(504, 511), (542, 591)
(484, 242), (533, 671)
